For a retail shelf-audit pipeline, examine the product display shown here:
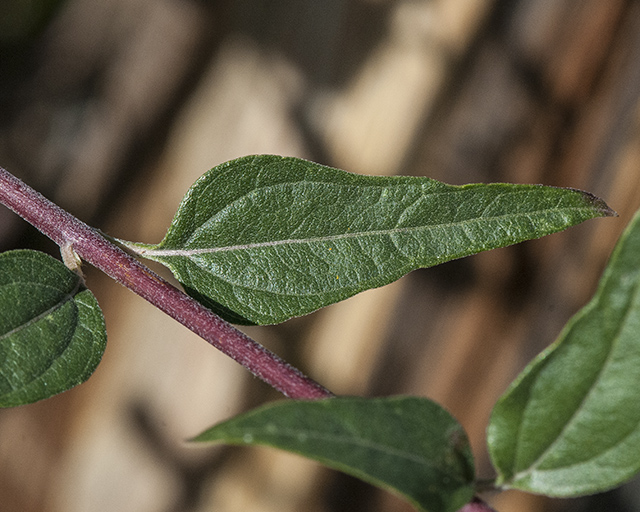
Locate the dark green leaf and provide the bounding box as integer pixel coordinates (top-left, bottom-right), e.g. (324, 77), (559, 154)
(129, 155), (614, 324)
(192, 396), (475, 512)
(488, 208), (640, 497)
(0, 250), (106, 406)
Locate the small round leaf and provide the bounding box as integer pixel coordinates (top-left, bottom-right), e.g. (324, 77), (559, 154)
(0, 250), (106, 407)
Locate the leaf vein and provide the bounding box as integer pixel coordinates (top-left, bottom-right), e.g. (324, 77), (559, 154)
(143, 206), (593, 258)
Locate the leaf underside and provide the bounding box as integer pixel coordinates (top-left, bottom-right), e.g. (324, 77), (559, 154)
(132, 155), (614, 325)
(0, 250), (106, 407)
(487, 208), (640, 497)
(192, 396), (475, 512)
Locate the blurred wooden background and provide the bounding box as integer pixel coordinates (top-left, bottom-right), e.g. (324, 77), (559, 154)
(2, 1), (640, 511)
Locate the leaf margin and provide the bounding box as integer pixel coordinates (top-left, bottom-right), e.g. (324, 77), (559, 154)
(191, 395), (476, 512)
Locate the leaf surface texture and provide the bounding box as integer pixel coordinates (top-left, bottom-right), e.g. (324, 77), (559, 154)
(133, 155), (614, 324)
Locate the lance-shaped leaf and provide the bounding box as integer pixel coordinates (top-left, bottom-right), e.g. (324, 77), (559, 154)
(487, 207), (640, 497)
(192, 396), (475, 512)
(129, 155), (614, 324)
(0, 250), (106, 407)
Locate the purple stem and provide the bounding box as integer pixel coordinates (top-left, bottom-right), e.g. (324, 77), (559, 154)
(457, 497), (498, 512)
(0, 166), (333, 400)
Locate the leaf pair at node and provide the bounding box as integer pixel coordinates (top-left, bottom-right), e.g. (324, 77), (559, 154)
(0, 154), (613, 407)
(0, 154), (624, 512)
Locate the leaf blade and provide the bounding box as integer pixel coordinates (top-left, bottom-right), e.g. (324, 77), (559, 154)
(487, 207), (640, 496)
(134, 155), (614, 324)
(192, 396), (475, 512)
(0, 250), (107, 407)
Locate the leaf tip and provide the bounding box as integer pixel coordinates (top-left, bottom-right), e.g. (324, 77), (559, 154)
(579, 189), (617, 218)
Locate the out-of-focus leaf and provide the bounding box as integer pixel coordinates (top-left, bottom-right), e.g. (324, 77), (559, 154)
(192, 396), (475, 512)
(488, 208), (640, 496)
(129, 155), (614, 325)
(0, 250), (106, 406)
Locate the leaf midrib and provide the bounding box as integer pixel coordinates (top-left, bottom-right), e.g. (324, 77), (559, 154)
(219, 426), (445, 470)
(142, 205), (592, 258)
(510, 272), (640, 482)
(0, 280), (81, 342)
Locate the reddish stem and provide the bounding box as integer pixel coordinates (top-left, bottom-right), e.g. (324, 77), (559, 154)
(457, 497), (498, 512)
(0, 166), (332, 400)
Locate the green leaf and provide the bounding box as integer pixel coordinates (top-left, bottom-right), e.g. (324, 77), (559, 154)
(192, 396), (475, 512)
(487, 208), (640, 497)
(0, 249), (106, 407)
(130, 155), (614, 324)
